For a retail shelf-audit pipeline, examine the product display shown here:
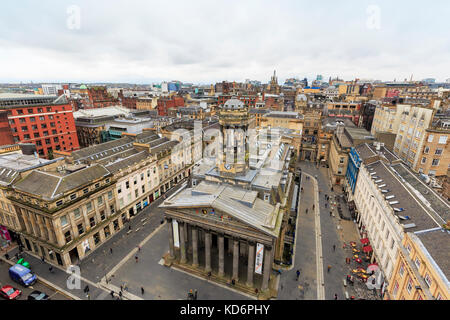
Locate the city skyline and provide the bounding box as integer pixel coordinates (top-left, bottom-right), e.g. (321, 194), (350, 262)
(1, 0), (449, 84)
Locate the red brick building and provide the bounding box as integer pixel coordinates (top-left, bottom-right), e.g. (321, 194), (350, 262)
(0, 111), (15, 146)
(157, 96), (185, 116)
(217, 94), (259, 107)
(0, 94), (80, 158)
(86, 86), (118, 109)
(118, 90), (137, 109)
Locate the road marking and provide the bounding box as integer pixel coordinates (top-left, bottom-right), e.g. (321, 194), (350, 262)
(307, 173), (325, 300)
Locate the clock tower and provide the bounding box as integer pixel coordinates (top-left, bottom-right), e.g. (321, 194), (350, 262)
(217, 98), (250, 177)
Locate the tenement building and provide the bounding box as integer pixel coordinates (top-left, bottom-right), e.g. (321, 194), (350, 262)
(3, 130), (195, 266)
(161, 99), (297, 299)
(352, 144), (450, 299)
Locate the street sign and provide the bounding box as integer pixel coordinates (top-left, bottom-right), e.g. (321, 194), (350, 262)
(255, 243), (264, 275)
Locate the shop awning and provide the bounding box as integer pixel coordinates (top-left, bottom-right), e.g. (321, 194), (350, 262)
(363, 245), (373, 253)
(360, 238), (370, 245)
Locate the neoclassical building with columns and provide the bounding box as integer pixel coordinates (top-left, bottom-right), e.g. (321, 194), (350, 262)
(161, 99), (296, 299)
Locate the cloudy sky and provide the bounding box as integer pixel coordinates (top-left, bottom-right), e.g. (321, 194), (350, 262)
(0, 0), (449, 84)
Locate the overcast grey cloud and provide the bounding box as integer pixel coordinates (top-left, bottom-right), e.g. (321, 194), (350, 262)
(0, 0), (449, 83)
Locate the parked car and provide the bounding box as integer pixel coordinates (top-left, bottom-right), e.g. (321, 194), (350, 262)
(27, 290), (49, 300)
(0, 285), (22, 300)
(9, 264), (37, 287)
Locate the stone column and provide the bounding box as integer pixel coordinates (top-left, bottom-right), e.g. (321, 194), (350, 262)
(179, 222), (187, 264)
(218, 233), (225, 277)
(166, 218), (174, 259)
(246, 241), (255, 287)
(205, 230), (212, 273)
(192, 225), (199, 267)
(261, 245), (272, 291)
(232, 238), (239, 281)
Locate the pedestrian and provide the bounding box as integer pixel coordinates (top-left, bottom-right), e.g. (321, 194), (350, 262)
(333, 244), (336, 251)
(188, 289), (193, 300)
(119, 291), (123, 299)
(327, 265), (331, 273)
(41, 255), (45, 262)
(4, 253), (9, 260)
(305, 208), (308, 214)
(194, 289), (198, 300)
(110, 248), (113, 254)
(49, 266), (53, 273)
(312, 204), (315, 210)
(135, 255), (138, 263)
(231, 279), (235, 286)
(128, 225), (132, 231)
(330, 211), (333, 217)
(207, 271), (211, 279)
(296, 269), (300, 281)
(120, 284), (124, 292)
(138, 245), (141, 252)
(141, 287), (145, 295)
(334, 293), (338, 300)
(87, 293), (90, 300)
(331, 187), (334, 192)
(110, 290), (115, 298)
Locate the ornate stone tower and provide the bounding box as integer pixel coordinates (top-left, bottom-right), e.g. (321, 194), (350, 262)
(217, 98), (250, 177)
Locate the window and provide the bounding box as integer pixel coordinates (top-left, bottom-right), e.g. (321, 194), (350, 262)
(414, 257), (421, 269)
(89, 217), (96, 227)
(427, 134), (434, 143)
(107, 191), (113, 200)
(435, 148), (443, 155)
(77, 223), (84, 235)
(264, 194), (270, 201)
(60, 215), (68, 227)
(97, 196), (103, 205)
(95, 183), (100, 189)
(438, 135), (447, 144)
(421, 157), (427, 164)
(118, 187), (122, 194)
(83, 188), (89, 194)
(64, 230), (72, 243)
(104, 226), (111, 238)
(140, 173), (144, 181)
(110, 205), (115, 214)
(424, 273), (432, 288)
(431, 159), (440, 166)
(393, 281), (399, 297)
(86, 202), (93, 212)
(70, 193), (77, 201)
(147, 169), (150, 177)
(56, 200), (63, 207)
(399, 263), (405, 277)
(30, 117), (35, 122)
(100, 210), (106, 221)
(135, 189), (139, 198)
(119, 198), (124, 208)
(94, 232), (100, 244)
(125, 181), (130, 189)
(406, 278), (413, 294)
(39, 116), (45, 121)
(141, 185), (145, 193)
(74, 208), (81, 219)
(134, 177), (137, 185)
